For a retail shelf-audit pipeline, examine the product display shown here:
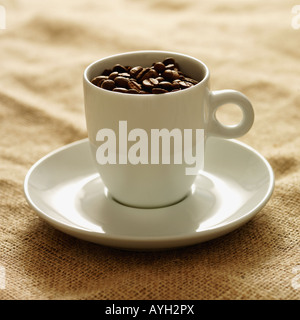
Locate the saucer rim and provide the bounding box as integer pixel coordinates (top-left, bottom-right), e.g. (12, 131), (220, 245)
(24, 138), (275, 248)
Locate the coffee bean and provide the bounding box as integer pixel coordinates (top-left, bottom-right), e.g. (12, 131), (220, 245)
(163, 57), (176, 65)
(130, 66), (143, 78)
(142, 79), (154, 90)
(159, 81), (174, 91)
(140, 68), (159, 82)
(142, 78), (159, 90)
(149, 78), (159, 86)
(118, 72), (131, 78)
(101, 79), (116, 90)
(171, 81), (180, 89)
(113, 64), (127, 73)
(156, 76), (164, 82)
(91, 77), (98, 85)
(171, 70), (180, 80)
(179, 80), (193, 89)
(161, 70), (172, 81)
(162, 70), (174, 82)
(152, 88), (168, 94)
(108, 71), (119, 80)
(114, 76), (129, 88)
(113, 87), (129, 93)
(128, 80), (142, 91)
(136, 68), (150, 82)
(153, 62), (165, 73)
(91, 75), (108, 86)
(102, 69), (112, 76)
(184, 77), (199, 85)
(128, 88), (139, 94)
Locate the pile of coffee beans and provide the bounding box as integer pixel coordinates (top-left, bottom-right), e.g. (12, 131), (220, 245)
(90, 57), (199, 94)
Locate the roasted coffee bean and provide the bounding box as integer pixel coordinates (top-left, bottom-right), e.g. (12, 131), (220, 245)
(171, 70), (180, 80)
(152, 88), (168, 94)
(113, 64), (127, 73)
(136, 67), (159, 82)
(140, 68), (159, 82)
(114, 76), (129, 88)
(159, 81), (174, 91)
(153, 62), (165, 73)
(102, 69), (112, 76)
(108, 71), (119, 80)
(149, 78), (159, 86)
(130, 66), (143, 78)
(118, 72), (131, 78)
(155, 76), (164, 82)
(91, 75), (108, 86)
(163, 57), (176, 65)
(142, 77), (159, 90)
(184, 77), (199, 85)
(128, 80), (142, 91)
(128, 88), (139, 94)
(136, 67), (150, 82)
(101, 79), (115, 90)
(179, 80), (193, 89)
(113, 87), (129, 93)
(161, 70), (173, 81)
(162, 69), (179, 82)
(142, 79), (154, 90)
(171, 81), (181, 89)
(91, 77), (98, 85)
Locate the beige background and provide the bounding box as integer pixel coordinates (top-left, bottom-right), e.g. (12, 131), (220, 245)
(0, 0), (299, 299)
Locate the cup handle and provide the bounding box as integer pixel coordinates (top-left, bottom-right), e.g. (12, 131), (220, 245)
(208, 89), (254, 138)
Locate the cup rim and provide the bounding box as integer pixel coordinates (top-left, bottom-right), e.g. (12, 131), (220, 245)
(83, 50), (210, 97)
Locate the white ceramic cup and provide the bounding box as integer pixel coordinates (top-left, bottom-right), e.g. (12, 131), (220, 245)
(83, 51), (254, 208)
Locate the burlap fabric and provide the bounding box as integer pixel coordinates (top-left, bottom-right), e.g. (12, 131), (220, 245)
(0, 0), (299, 300)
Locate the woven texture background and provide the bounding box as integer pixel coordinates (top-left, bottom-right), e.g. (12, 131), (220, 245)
(0, 0), (299, 299)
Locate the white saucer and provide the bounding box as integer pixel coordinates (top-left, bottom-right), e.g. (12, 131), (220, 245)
(24, 138), (274, 251)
